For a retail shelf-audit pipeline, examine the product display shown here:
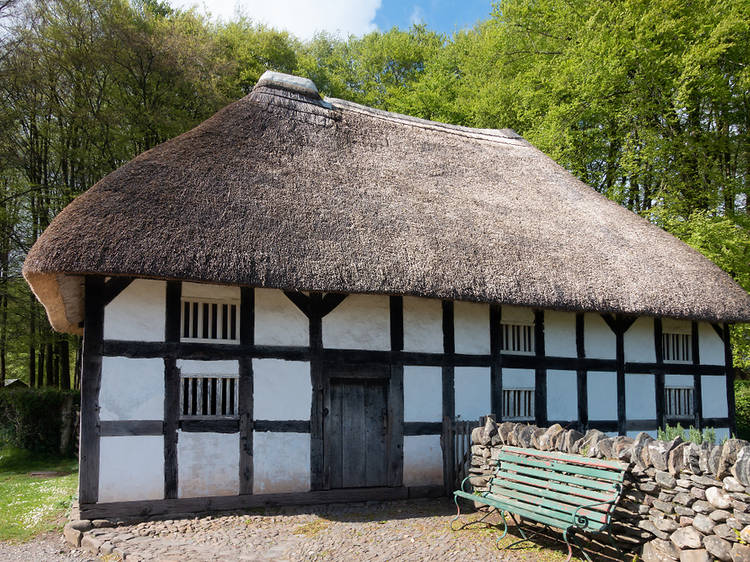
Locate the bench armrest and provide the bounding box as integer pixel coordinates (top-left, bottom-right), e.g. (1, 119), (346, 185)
(571, 483), (622, 529)
(459, 476), (473, 494)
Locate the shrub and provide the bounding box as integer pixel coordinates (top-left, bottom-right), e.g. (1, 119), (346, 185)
(657, 423), (717, 445)
(736, 381), (750, 441)
(0, 388), (79, 455)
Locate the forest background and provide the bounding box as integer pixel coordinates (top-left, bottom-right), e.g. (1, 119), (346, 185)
(0, 0), (748, 392)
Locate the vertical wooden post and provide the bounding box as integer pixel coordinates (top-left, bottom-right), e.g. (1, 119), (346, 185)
(239, 287), (254, 494)
(654, 318), (666, 430)
(79, 276), (104, 504)
(388, 295), (404, 487)
(576, 313), (587, 432)
(164, 281), (181, 499)
(691, 321), (703, 430)
(490, 305), (502, 420)
(534, 310), (547, 427)
(441, 300), (455, 493)
(309, 293), (325, 491)
(615, 315), (626, 436)
(724, 323), (736, 435)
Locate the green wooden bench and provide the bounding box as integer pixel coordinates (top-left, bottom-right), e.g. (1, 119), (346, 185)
(451, 445), (627, 562)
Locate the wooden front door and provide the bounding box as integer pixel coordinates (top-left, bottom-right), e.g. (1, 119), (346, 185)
(324, 370), (389, 489)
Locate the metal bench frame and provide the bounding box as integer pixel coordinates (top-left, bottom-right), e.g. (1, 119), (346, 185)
(450, 446), (626, 562)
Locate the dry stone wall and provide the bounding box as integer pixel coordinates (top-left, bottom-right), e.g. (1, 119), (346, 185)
(469, 418), (750, 561)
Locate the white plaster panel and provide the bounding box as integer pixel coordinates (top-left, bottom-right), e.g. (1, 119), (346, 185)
(625, 374), (656, 420)
(624, 317), (655, 363)
(253, 359), (311, 420)
(254, 289), (308, 347)
(404, 366), (442, 422)
(544, 311), (576, 358)
(182, 282), (240, 300)
(403, 297), (443, 353)
(454, 301), (490, 355)
(587, 371), (617, 420)
(403, 435), (443, 486)
(627, 430), (658, 439)
(178, 431), (239, 498)
(99, 357), (164, 421)
(177, 359), (238, 376)
(502, 305), (534, 324)
(584, 314), (616, 359)
(702, 376), (728, 418)
(714, 428), (730, 441)
(454, 367), (491, 422)
(104, 279), (165, 342)
(253, 432), (310, 494)
(99, 436), (164, 502)
(322, 294), (389, 350)
(546, 370), (577, 421)
(663, 318), (691, 334)
(665, 375), (693, 388)
(699, 323), (725, 366)
(502, 368), (535, 389)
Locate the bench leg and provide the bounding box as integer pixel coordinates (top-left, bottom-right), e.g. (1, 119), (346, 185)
(449, 495), (497, 531)
(496, 512), (535, 551)
(562, 530), (573, 562)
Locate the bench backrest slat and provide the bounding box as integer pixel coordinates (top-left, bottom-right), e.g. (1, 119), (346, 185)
(496, 451), (625, 483)
(488, 484), (609, 524)
(491, 473), (613, 510)
(492, 469), (614, 503)
(502, 446), (626, 471)
(497, 460), (621, 492)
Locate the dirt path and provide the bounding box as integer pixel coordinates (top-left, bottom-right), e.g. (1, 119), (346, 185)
(0, 531), (96, 562)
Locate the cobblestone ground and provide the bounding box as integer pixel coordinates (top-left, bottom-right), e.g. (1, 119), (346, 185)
(78, 498), (583, 561)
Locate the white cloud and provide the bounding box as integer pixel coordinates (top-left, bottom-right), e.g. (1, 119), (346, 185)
(172, 0), (381, 40)
(409, 5), (424, 26)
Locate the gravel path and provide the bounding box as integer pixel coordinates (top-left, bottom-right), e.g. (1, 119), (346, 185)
(72, 498), (580, 561)
(0, 532), (96, 562)
(1, 498), (594, 561)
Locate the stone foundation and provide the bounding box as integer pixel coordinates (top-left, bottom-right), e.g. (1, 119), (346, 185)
(468, 418), (750, 561)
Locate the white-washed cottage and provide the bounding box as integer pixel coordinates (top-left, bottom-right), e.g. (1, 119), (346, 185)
(23, 72), (750, 518)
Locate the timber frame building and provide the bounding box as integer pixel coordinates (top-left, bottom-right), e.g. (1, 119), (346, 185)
(23, 72), (750, 518)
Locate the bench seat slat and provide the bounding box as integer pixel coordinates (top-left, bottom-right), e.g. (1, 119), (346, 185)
(489, 485), (609, 524)
(497, 461), (621, 492)
(490, 475), (613, 511)
(453, 490), (576, 531)
(497, 451), (625, 483)
(486, 493), (608, 532)
(492, 470), (614, 504)
(502, 446), (627, 472)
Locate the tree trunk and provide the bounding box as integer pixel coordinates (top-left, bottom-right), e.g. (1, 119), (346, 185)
(37, 346), (44, 387)
(29, 295), (36, 387)
(45, 341), (54, 387)
(59, 339), (70, 390)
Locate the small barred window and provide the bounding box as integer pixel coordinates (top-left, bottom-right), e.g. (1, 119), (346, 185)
(181, 299), (239, 343)
(663, 332), (691, 363)
(501, 323), (534, 354)
(181, 374), (239, 419)
(502, 388), (535, 421)
(665, 387), (694, 420)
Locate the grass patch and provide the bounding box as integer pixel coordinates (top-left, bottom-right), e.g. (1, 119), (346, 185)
(293, 519), (330, 537)
(0, 447), (78, 542)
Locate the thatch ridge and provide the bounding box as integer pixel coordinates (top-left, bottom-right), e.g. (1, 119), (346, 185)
(23, 72), (750, 333)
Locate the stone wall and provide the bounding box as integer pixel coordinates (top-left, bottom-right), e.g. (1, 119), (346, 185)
(469, 418), (750, 561)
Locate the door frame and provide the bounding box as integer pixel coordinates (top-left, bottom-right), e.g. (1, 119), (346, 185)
(321, 361), (403, 490)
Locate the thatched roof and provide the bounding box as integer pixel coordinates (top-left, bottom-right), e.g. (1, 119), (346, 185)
(23, 71), (750, 334)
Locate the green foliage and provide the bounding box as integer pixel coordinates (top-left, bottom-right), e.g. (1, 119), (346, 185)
(657, 423), (717, 445)
(736, 381), (750, 441)
(0, 389), (78, 454)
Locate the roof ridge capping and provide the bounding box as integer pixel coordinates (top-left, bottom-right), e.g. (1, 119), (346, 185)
(254, 72), (524, 145)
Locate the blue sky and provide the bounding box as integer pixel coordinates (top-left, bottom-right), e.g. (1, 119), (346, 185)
(375, 1), (493, 35)
(171, 0), (494, 40)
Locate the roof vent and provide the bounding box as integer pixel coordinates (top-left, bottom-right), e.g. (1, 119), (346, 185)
(256, 71), (321, 98)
